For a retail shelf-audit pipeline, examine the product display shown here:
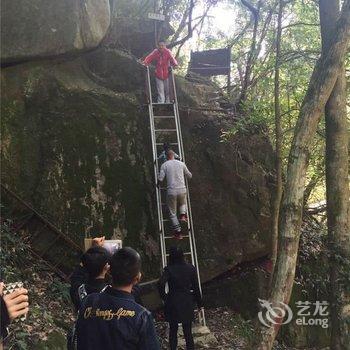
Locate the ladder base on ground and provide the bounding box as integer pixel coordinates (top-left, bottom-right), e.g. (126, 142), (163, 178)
(175, 325), (218, 349)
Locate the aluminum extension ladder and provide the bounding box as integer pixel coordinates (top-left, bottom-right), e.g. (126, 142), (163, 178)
(145, 66), (206, 326)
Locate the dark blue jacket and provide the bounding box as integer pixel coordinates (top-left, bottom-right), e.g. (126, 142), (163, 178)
(76, 287), (160, 350)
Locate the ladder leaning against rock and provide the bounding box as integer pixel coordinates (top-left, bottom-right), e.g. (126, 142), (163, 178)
(145, 66), (206, 327)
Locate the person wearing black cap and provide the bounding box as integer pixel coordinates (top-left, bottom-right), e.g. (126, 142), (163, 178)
(158, 246), (203, 350)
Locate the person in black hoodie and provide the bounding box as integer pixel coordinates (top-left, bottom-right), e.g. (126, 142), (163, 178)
(70, 242), (111, 312)
(70, 237), (143, 312)
(76, 247), (160, 350)
(158, 246), (203, 350)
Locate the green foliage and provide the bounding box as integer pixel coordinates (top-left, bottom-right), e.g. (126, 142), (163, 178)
(297, 220), (329, 296)
(1, 221), (75, 349)
(191, 0), (336, 205)
(229, 313), (255, 342)
(0, 219), (32, 282)
(13, 332), (29, 350)
(48, 280), (71, 305)
(221, 111), (268, 140)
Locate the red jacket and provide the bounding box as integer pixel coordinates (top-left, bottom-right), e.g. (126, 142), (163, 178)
(143, 48), (178, 80)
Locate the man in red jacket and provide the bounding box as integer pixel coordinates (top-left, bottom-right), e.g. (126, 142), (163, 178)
(142, 42), (178, 103)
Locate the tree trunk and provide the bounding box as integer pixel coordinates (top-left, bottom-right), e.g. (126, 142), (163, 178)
(270, 0), (284, 280)
(238, 0), (262, 105)
(303, 173), (322, 210)
(256, 1), (350, 348)
(319, 1), (350, 349)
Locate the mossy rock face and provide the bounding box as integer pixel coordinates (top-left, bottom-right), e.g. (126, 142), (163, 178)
(84, 48), (145, 92)
(1, 0), (110, 64)
(1, 56), (158, 277)
(279, 284), (331, 348)
(203, 266), (269, 318)
(1, 48), (274, 281)
(105, 0), (174, 57)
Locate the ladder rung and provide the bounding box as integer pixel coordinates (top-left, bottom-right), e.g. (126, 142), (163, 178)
(164, 235), (190, 239)
(154, 115), (175, 119)
(166, 252), (192, 256)
(152, 102), (174, 105)
(155, 129), (177, 132)
(156, 143), (178, 146)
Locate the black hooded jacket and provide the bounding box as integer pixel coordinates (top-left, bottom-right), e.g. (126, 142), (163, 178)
(158, 262), (203, 323)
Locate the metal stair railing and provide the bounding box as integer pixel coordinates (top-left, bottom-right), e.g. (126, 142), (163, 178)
(0, 183), (83, 281)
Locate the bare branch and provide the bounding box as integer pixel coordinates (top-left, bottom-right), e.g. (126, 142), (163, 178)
(241, 0), (259, 19)
(168, 0), (195, 49)
(282, 21), (320, 30)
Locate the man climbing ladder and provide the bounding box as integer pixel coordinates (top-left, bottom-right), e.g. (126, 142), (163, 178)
(158, 149), (192, 239)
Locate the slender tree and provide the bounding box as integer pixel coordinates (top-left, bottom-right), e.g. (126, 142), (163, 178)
(319, 1), (350, 349)
(238, 0), (262, 105)
(270, 0), (284, 278)
(256, 1), (350, 348)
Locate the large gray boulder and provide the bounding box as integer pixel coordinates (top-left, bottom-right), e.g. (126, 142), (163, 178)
(1, 0), (110, 64)
(1, 48), (274, 282)
(105, 0), (174, 57)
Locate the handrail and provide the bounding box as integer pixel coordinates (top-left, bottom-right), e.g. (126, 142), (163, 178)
(145, 66), (167, 268)
(1, 183), (82, 252)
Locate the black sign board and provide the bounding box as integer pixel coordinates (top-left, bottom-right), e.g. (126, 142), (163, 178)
(189, 48), (231, 77)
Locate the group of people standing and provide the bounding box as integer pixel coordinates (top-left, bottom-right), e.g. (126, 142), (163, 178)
(69, 238), (202, 350)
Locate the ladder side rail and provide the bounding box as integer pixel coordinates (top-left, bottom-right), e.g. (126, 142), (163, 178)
(184, 191), (196, 266)
(154, 136), (168, 266)
(185, 183), (206, 327)
(170, 68), (206, 326)
(154, 144), (167, 267)
(155, 161), (167, 267)
(185, 184), (202, 293)
(146, 67), (167, 268)
(168, 69), (191, 268)
(169, 84), (194, 268)
(146, 67), (162, 232)
(170, 68), (200, 286)
(158, 186), (167, 268)
(170, 68), (185, 161)
(172, 103), (183, 161)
